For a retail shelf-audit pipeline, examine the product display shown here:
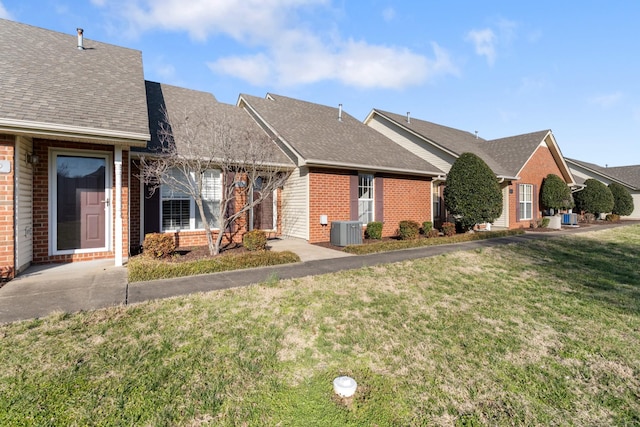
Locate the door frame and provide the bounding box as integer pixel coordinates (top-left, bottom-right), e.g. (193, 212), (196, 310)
(48, 148), (112, 256)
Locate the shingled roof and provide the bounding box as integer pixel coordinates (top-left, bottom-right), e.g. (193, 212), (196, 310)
(143, 82), (292, 166)
(566, 158), (640, 189)
(0, 19), (149, 144)
(238, 94), (443, 176)
(371, 110), (511, 177)
(482, 130), (552, 177)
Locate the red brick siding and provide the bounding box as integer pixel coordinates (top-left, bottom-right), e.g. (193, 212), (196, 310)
(508, 145), (566, 229)
(0, 135), (15, 278)
(32, 139), (130, 264)
(307, 168), (431, 243)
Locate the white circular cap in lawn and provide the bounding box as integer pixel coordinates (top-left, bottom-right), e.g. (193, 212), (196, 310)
(333, 376), (357, 397)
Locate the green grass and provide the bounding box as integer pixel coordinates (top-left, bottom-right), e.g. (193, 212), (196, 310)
(343, 229), (525, 254)
(128, 250), (300, 282)
(1, 225), (639, 425)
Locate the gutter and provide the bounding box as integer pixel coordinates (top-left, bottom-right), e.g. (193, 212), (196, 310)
(0, 118), (150, 147)
(304, 158), (443, 177)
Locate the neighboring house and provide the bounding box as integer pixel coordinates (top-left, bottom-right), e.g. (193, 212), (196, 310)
(131, 82), (294, 252)
(0, 19), (150, 278)
(238, 94), (445, 243)
(365, 110), (577, 229)
(565, 158), (640, 219)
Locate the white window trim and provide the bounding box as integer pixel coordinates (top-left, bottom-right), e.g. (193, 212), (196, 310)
(48, 148), (112, 256)
(160, 169), (222, 232)
(519, 184), (533, 220)
(358, 173), (374, 224)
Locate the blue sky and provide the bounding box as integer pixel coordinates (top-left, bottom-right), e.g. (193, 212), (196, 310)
(2, 1), (639, 167)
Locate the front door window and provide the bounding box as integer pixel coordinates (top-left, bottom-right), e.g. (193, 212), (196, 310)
(54, 154), (108, 252)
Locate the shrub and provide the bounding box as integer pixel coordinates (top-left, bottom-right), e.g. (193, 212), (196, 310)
(441, 221), (456, 237)
(574, 179), (614, 216)
(609, 182), (634, 216)
(426, 229), (439, 238)
(540, 217), (550, 228)
(421, 221), (433, 234)
(581, 213), (596, 224)
(398, 220), (420, 240)
(444, 152), (503, 231)
(143, 233), (176, 259)
(605, 213), (620, 222)
(540, 173), (574, 213)
(365, 221), (383, 240)
(243, 229), (267, 251)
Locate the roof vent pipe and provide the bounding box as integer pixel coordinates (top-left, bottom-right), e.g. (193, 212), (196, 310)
(77, 28), (84, 50)
(475, 130), (478, 139)
(338, 104), (343, 122)
(407, 112), (411, 124)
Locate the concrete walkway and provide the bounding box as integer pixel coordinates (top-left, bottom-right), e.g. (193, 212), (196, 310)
(0, 223), (635, 324)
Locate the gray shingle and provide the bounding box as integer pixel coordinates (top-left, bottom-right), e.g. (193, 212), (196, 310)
(241, 94), (443, 175)
(567, 157), (640, 189)
(482, 130), (551, 177)
(142, 82), (292, 166)
(0, 19), (148, 137)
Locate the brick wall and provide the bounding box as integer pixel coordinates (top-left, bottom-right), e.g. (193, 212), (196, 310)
(32, 139), (129, 263)
(308, 168), (431, 243)
(0, 134), (15, 278)
(508, 145), (565, 229)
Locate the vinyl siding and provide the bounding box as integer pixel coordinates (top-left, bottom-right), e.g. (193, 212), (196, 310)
(15, 135), (33, 272)
(281, 166), (309, 239)
(493, 184), (509, 228)
(367, 115), (456, 173)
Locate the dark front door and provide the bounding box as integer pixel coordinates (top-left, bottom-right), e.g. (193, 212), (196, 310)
(253, 190), (274, 230)
(56, 155), (107, 251)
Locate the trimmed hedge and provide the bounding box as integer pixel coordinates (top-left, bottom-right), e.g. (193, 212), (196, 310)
(343, 229), (525, 255)
(128, 250), (300, 282)
(365, 222), (383, 240)
(609, 182), (634, 216)
(142, 233), (176, 259)
(574, 178), (614, 215)
(398, 220), (420, 240)
(243, 229), (268, 251)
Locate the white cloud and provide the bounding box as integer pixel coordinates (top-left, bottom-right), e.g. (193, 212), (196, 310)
(465, 28), (496, 65)
(0, 1), (12, 19)
(98, 0), (458, 90)
(589, 91), (623, 108)
(382, 7), (396, 22)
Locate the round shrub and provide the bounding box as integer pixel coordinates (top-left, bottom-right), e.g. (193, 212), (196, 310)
(540, 173), (573, 212)
(441, 221), (456, 237)
(608, 182), (634, 216)
(574, 179), (614, 216)
(143, 233), (176, 259)
(398, 220), (420, 240)
(421, 221), (433, 234)
(444, 152), (502, 231)
(365, 221), (383, 240)
(243, 229), (267, 251)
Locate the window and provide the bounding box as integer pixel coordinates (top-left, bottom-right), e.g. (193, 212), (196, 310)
(161, 169), (222, 230)
(433, 184), (441, 221)
(358, 174), (374, 224)
(519, 184), (533, 220)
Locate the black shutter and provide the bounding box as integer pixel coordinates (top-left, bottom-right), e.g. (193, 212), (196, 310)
(533, 184), (538, 220)
(375, 176), (384, 223)
(515, 184), (520, 222)
(144, 184), (160, 235)
(226, 172), (236, 232)
(350, 173), (359, 221)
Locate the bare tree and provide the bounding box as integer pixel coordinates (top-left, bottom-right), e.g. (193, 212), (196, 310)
(140, 105), (291, 255)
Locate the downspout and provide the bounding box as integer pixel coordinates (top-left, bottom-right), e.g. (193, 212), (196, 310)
(115, 147), (123, 267)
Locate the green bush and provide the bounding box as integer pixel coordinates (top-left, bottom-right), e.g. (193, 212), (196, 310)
(540, 173), (574, 212)
(142, 233), (176, 259)
(444, 152), (503, 231)
(605, 213), (620, 222)
(441, 221), (456, 237)
(574, 179), (614, 216)
(421, 221), (433, 234)
(540, 217), (550, 228)
(398, 220), (420, 240)
(426, 229), (439, 238)
(243, 229), (267, 251)
(365, 221), (383, 240)
(609, 182), (634, 216)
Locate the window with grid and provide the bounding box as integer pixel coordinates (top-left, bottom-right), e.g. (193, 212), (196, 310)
(433, 184), (441, 220)
(519, 184), (533, 220)
(358, 174), (374, 224)
(161, 169), (222, 230)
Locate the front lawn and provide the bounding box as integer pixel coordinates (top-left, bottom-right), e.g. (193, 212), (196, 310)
(1, 225), (639, 425)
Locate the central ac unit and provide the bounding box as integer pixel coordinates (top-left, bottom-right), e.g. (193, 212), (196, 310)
(330, 221), (363, 246)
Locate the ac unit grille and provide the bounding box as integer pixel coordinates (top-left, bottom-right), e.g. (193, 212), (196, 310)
(330, 221), (363, 246)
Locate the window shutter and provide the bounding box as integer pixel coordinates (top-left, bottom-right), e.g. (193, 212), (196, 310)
(225, 172), (236, 232)
(515, 184), (520, 222)
(144, 184), (160, 235)
(533, 184), (538, 220)
(375, 176), (384, 223)
(350, 173), (359, 221)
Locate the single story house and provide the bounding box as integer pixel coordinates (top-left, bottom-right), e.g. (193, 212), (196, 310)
(364, 110), (577, 229)
(565, 158), (640, 219)
(237, 94), (445, 243)
(130, 82), (294, 252)
(0, 19), (150, 278)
